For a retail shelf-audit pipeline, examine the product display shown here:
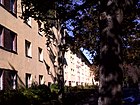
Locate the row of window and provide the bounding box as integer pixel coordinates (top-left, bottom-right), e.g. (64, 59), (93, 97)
(0, 69), (44, 90)
(68, 81), (84, 86)
(25, 40), (43, 61)
(1, 0), (48, 36)
(25, 73), (44, 88)
(0, 24), (43, 62)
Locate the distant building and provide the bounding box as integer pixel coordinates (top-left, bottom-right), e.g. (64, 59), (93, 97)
(64, 49), (94, 87)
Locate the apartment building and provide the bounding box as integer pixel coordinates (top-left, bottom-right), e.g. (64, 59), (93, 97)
(64, 49), (94, 87)
(0, 0), (61, 90)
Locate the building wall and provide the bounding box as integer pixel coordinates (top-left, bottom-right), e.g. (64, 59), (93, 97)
(0, 0), (59, 89)
(64, 49), (93, 87)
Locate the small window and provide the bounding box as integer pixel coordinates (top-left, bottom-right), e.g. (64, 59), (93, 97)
(25, 73), (32, 88)
(25, 40), (32, 58)
(0, 25), (4, 47)
(39, 75), (44, 85)
(11, 72), (16, 89)
(11, 32), (17, 52)
(10, 0), (17, 14)
(0, 70), (3, 90)
(38, 47), (43, 62)
(69, 81), (71, 86)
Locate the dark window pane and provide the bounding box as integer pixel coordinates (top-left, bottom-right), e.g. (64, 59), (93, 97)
(4, 0), (10, 10)
(3, 70), (17, 90)
(4, 28), (12, 50)
(0, 25), (4, 47)
(25, 73), (31, 88)
(10, 0), (17, 13)
(11, 32), (17, 52)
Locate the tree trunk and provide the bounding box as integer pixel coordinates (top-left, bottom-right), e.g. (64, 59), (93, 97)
(98, 2), (123, 105)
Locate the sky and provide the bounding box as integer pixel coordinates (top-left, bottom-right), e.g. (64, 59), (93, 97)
(80, 48), (93, 64)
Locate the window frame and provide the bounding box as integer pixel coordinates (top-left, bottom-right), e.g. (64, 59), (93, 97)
(0, 25), (4, 47)
(0, 25), (17, 53)
(39, 75), (44, 85)
(38, 47), (43, 62)
(25, 40), (32, 58)
(0, 0), (17, 15)
(25, 73), (32, 88)
(0, 70), (3, 90)
(0, 69), (17, 90)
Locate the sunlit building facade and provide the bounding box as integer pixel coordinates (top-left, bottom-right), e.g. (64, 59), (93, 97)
(0, 0), (61, 90)
(64, 49), (94, 87)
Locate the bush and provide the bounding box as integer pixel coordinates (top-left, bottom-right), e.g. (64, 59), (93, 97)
(50, 83), (59, 93)
(0, 90), (30, 105)
(0, 84), (60, 105)
(22, 84), (52, 105)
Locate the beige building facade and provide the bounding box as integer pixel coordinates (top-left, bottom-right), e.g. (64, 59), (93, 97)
(0, 0), (60, 89)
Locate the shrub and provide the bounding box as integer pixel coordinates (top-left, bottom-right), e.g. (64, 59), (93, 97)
(50, 83), (59, 93)
(0, 90), (30, 105)
(22, 84), (52, 105)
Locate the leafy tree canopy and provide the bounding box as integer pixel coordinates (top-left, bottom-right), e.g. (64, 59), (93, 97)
(21, 0), (140, 65)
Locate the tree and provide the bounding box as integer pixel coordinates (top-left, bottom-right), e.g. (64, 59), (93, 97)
(123, 63), (140, 88)
(21, 0), (140, 105)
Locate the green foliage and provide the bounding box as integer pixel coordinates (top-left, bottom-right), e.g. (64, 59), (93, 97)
(21, 0), (140, 65)
(22, 84), (52, 104)
(50, 83), (59, 93)
(0, 84), (60, 105)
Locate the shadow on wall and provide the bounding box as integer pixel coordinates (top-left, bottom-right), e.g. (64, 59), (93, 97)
(44, 60), (57, 83)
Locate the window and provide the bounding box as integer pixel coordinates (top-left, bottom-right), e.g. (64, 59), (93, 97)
(0, 25), (4, 47)
(0, 25), (17, 52)
(10, 0), (16, 13)
(4, 70), (17, 90)
(0, 70), (3, 90)
(0, 0), (17, 14)
(0, 69), (17, 90)
(0, 0), (4, 4)
(38, 47), (43, 62)
(69, 81), (71, 86)
(25, 73), (32, 88)
(39, 75), (44, 85)
(25, 40), (32, 57)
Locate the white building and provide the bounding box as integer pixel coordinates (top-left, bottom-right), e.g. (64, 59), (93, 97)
(64, 49), (93, 87)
